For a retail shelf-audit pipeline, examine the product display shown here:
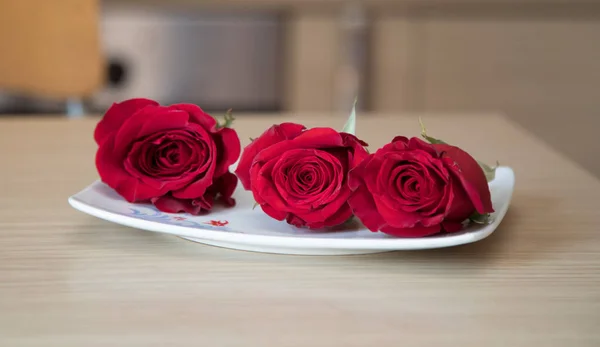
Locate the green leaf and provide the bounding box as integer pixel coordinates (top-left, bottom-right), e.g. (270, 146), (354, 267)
(478, 160), (499, 182)
(419, 117), (447, 145)
(342, 215), (355, 226)
(469, 212), (493, 225)
(341, 98), (357, 135)
(217, 109), (235, 129)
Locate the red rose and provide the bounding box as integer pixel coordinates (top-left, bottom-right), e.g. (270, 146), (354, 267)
(94, 98), (241, 215)
(348, 136), (493, 237)
(235, 123), (369, 228)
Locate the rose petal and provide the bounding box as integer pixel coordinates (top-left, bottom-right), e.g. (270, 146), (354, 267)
(362, 154), (385, 196)
(376, 156), (405, 201)
(96, 135), (164, 202)
(171, 103), (218, 132)
(288, 127), (346, 149)
(318, 200), (353, 228)
(124, 129), (210, 193)
(407, 137), (439, 157)
(251, 156), (287, 209)
(94, 98), (159, 145)
(442, 221), (464, 233)
(212, 127), (241, 178)
(377, 150), (451, 218)
(295, 188), (351, 224)
(434, 144), (494, 214)
(171, 124), (218, 199)
(412, 160), (450, 216)
(151, 194), (212, 215)
(235, 123), (306, 190)
(341, 132), (369, 148)
(114, 106), (190, 151)
(243, 126), (368, 229)
(391, 136), (410, 146)
(211, 171), (238, 207)
(348, 184), (387, 232)
(173, 103), (241, 179)
(348, 154), (373, 191)
(340, 133), (370, 168)
(260, 203), (287, 221)
(388, 164), (422, 203)
(373, 196), (423, 229)
(285, 214), (307, 228)
(251, 128), (345, 170)
(444, 171), (476, 223)
(272, 149), (343, 210)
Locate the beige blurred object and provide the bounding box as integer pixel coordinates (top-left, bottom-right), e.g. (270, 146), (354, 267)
(0, 0), (103, 99)
(107, 0), (599, 9)
(369, 6), (600, 176)
(285, 11), (339, 112)
(370, 16), (414, 111)
(284, 3), (368, 113)
(1, 113), (600, 346)
(371, 11), (600, 113)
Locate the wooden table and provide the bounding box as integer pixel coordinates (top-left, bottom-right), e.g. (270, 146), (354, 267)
(1, 113), (599, 347)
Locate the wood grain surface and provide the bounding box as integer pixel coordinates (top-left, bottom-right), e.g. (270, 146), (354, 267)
(0, 113), (599, 347)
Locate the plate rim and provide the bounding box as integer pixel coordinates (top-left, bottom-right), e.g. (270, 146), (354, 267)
(68, 167), (515, 250)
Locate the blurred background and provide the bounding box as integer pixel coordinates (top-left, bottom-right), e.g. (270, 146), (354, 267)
(0, 0), (599, 175)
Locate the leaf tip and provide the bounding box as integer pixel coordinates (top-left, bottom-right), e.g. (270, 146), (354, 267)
(218, 109), (235, 129)
(469, 212), (493, 225)
(341, 98), (358, 135)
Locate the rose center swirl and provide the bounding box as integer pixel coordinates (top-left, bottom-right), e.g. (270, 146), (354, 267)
(126, 129), (210, 179)
(381, 157), (449, 216)
(272, 148), (344, 208)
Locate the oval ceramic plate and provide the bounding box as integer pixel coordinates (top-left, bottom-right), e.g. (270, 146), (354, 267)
(68, 167), (514, 255)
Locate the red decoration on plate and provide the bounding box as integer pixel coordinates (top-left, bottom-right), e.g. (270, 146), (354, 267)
(204, 220), (229, 227)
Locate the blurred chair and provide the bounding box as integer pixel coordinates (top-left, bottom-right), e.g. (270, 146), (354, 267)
(0, 0), (104, 116)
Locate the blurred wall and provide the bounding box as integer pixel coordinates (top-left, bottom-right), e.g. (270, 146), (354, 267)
(1, 0), (598, 175)
(286, 2), (600, 175)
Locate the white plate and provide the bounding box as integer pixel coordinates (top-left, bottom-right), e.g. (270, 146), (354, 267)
(68, 167), (514, 255)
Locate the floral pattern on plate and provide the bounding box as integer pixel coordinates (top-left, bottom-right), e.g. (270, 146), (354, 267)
(129, 207), (233, 231)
